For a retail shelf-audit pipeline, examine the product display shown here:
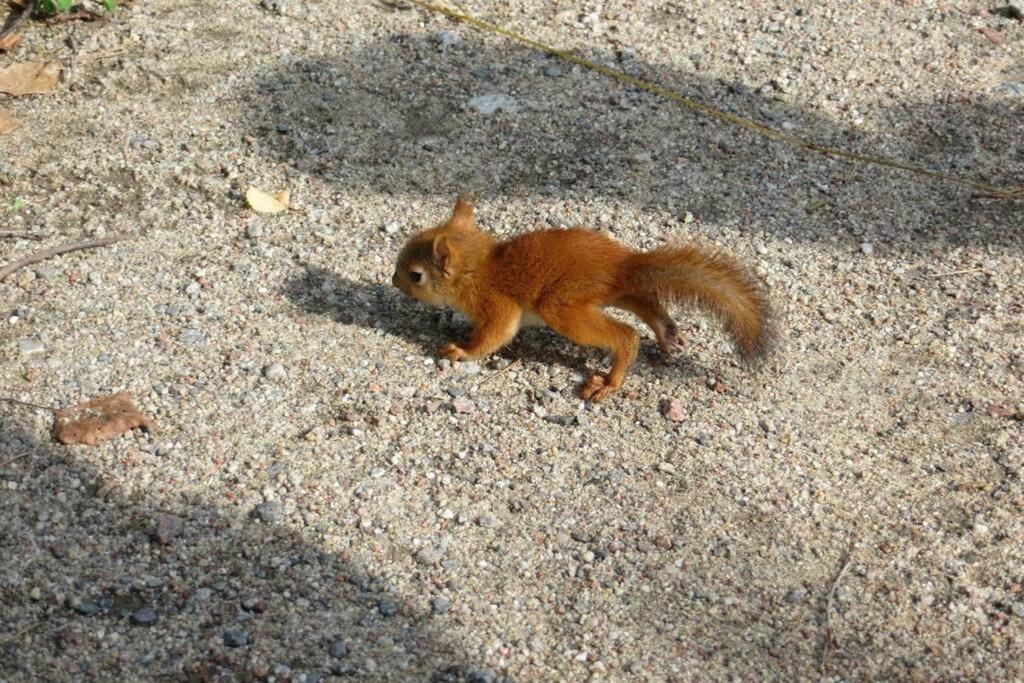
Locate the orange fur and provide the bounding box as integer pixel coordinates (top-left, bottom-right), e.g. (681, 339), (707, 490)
(392, 194), (773, 401)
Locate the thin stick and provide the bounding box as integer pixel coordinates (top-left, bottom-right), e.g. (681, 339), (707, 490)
(79, 47), (127, 62)
(478, 356), (523, 387)
(0, 396), (57, 412)
(0, 236), (123, 282)
(927, 267), (987, 278)
(0, 451), (30, 468)
(821, 551), (854, 675)
(0, 231), (44, 240)
(0, 0), (36, 43)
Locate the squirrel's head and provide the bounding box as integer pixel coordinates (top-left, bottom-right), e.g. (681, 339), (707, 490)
(392, 193), (487, 308)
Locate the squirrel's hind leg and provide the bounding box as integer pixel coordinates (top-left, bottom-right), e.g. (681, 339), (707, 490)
(611, 295), (686, 355)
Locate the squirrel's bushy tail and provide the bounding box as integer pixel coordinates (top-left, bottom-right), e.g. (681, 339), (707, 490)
(625, 244), (773, 363)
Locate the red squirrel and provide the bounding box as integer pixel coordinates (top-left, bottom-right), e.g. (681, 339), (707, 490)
(391, 194), (772, 401)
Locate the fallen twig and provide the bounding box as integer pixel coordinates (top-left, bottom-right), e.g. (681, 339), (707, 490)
(0, 451), (31, 468)
(0, 231), (44, 240)
(478, 356), (523, 387)
(79, 47), (127, 62)
(971, 189), (1024, 200)
(1, 396), (57, 412)
(927, 267), (987, 278)
(0, 235), (124, 282)
(0, 0), (36, 43)
(821, 549), (854, 676)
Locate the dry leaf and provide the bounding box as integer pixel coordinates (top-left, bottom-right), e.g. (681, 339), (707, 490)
(52, 392), (156, 446)
(0, 33), (22, 52)
(245, 186), (290, 213)
(0, 109), (18, 135)
(0, 61), (61, 96)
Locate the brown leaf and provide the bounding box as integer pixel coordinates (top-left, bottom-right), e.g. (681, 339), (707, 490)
(0, 61), (61, 96)
(0, 33), (22, 52)
(979, 27), (1004, 46)
(0, 108), (18, 135)
(52, 392), (156, 446)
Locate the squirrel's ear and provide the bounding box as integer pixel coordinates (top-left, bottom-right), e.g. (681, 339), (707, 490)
(432, 234), (455, 276)
(450, 193), (476, 230)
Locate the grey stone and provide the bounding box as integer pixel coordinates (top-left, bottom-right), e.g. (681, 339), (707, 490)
(130, 607), (157, 626)
(76, 602), (102, 616)
(329, 640), (350, 659)
(263, 363), (287, 381)
(34, 266), (58, 281)
(17, 339), (45, 356)
(223, 629), (248, 648)
(253, 501), (284, 523)
(415, 545), (444, 565)
(468, 94), (519, 115)
(152, 514), (184, 545)
(431, 595), (451, 614)
(477, 513), (500, 528)
(378, 599), (398, 617)
(179, 329), (203, 346)
(437, 30), (461, 49)
(458, 361), (482, 375)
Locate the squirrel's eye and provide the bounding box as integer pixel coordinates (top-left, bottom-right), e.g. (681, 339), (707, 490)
(409, 270), (423, 284)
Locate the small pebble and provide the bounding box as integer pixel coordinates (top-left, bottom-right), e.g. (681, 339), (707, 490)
(329, 640), (350, 659)
(467, 94), (519, 115)
(458, 361), (481, 375)
(415, 545), (444, 565)
(179, 329), (203, 346)
(131, 607), (157, 626)
(263, 363), (288, 381)
(468, 670), (497, 683)
(252, 501), (284, 523)
(451, 397), (475, 414)
(860, 242), (875, 256)
(378, 599), (398, 617)
(223, 629), (248, 648)
(431, 595), (451, 614)
(662, 399), (686, 422)
(152, 513), (184, 545)
(76, 602), (102, 616)
(17, 339), (45, 356)
(437, 30), (461, 49)
(477, 513), (500, 528)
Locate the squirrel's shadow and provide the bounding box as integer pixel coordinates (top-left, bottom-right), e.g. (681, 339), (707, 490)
(282, 263), (710, 386)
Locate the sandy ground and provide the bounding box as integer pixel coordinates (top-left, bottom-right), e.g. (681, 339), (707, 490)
(2, 1), (1023, 680)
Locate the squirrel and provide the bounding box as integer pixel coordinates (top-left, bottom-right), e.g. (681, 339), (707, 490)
(391, 194), (773, 401)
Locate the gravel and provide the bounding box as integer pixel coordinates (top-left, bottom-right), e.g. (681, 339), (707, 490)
(467, 94), (520, 115)
(223, 629), (249, 648)
(1, 1), (1022, 681)
(130, 607), (157, 626)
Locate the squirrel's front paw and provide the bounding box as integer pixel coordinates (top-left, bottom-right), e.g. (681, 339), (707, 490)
(438, 342), (468, 363)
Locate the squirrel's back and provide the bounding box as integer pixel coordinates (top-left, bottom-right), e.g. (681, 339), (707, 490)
(486, 228), (632, 304)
